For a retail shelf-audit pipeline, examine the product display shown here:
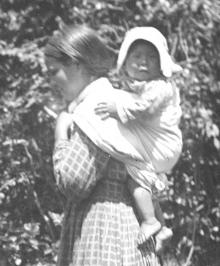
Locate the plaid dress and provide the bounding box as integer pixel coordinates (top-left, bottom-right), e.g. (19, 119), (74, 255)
(53, 125), (161, 266)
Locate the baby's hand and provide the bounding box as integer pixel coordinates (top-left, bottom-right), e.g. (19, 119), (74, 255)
(94, 102), (117, 120)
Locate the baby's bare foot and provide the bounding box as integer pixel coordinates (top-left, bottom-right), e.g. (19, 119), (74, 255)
(155, 226), (173, 253)
(137, 220), (161, 246)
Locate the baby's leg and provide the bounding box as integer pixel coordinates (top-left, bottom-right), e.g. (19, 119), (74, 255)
(128, 178), (161, 245)
(153, 197), (165, 226)
(153, 197), (173, 253)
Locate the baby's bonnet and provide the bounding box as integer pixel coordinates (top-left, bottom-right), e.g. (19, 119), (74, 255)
(117, 27), (182, 78)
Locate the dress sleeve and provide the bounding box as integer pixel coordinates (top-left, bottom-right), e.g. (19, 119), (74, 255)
(53, 124), (110, 200)
(116, 81), (173, 123)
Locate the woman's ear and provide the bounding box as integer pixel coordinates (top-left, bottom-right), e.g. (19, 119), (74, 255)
(75, 61), (80, 68)
(76, 62), (85, 75)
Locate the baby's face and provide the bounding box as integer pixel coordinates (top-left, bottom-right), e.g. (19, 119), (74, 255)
(124, 41), (161, 81)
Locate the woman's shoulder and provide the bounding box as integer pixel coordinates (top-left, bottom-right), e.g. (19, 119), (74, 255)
(89, 77), (113, 89)
(79, 77), (114, 101)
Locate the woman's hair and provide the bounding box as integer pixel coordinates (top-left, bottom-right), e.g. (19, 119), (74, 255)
(45, 24), (114, 77)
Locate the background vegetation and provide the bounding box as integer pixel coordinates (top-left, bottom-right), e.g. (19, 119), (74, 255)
(0, 0), (220, 265)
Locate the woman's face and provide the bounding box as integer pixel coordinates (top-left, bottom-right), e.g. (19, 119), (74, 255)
(124, 41), (161, 81)
(46, 58), (90, 103)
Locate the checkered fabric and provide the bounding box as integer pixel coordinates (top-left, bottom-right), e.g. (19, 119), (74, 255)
(53, 126), (160, 266)
(70, 159), (160, 266)
(53, 124), (110, 200)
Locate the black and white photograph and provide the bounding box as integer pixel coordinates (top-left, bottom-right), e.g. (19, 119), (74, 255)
(0, 1), (220, 265)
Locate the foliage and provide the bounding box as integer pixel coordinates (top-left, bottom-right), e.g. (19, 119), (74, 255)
(0, 0), (220, 265)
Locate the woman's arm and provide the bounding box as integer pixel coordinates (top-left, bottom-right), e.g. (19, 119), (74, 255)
(53, 122), (110, 200)
(54, 111), (74, 143)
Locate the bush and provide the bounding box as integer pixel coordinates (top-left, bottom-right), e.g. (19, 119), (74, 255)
(0, 0), (219, 265)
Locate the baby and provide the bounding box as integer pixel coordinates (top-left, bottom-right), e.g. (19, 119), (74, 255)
(71, 27), (182, 248)
(94, 27), (182, 246)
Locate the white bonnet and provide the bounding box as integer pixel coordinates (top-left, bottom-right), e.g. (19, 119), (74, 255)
(117, 27), (182, 78)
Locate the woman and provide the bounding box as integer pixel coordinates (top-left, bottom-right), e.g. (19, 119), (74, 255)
(45, 24), (161, 266)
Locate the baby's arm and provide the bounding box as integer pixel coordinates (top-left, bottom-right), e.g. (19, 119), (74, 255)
(94, 82), (173, 123)
(116, 82), (174, 123)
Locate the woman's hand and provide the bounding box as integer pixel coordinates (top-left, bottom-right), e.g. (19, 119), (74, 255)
(55, 111), (74, 142)
(94, 101), (118, 120)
